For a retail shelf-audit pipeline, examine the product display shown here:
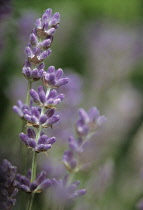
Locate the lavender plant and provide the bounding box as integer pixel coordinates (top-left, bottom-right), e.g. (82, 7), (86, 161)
(0, 7), (111, 210)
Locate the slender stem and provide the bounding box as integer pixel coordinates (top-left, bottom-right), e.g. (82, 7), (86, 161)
(68, 172), (75, 185)
(31, 152), (37, 182)
(20, 120), (27, 173)
(27, 193), (35, 210)
(26, 81), (32, 105)
(28, 87), (50, 209)
(20, 80), (32, 174)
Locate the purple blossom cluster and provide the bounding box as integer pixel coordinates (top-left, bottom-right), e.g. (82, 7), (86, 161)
(76, 107), (106, 137)
(16, 170), (51, 193)
(20, 128), (56, 153)
(24, 8), (59, 66)
(30, 86), (64, 108)
(50, 174), (86, 206)
(0, 160), (18, 209)
(63, 107), (106, 173)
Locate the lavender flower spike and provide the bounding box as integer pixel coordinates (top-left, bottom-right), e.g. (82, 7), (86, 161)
(76, 107), (106, 137)
(51, 175), (86, 206)
(23, 8), (60, 81)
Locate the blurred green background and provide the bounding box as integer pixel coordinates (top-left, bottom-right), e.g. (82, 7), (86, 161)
(1, 0), (143, 209)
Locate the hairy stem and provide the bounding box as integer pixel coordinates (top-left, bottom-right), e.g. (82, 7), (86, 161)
(26, 80), (32, 105)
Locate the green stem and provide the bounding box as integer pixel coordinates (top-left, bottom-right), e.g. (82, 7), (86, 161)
(27, 193), (35, 210)
(31, 151), (37, 182)
(26, 81), (32, 105)
(20, 81), (32, 173)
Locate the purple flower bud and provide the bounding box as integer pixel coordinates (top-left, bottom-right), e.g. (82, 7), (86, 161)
(38, 135), (48, 144)
(48, 66), (55, 73)
(30, 89), (40, 103)
(42, 10), (52, 22)
(25, 46), (34, 58)
(47, 137), (56, 145)
(13, 106), (23, 117)
(46, 28), (56, 36)
(36, 144), (52, 152)
(39, 91), (46, 104)
(37, 62), (45, 70)
(20, 176), (30, 186)
(27, 128), (36, 138)
(31, 107), (40, 118)
(30, 181), (38, 191)
(28, 139), (36, 148)
(49, 19), (57, 27)
(56, 68), (63, 79)
(56, 78), (69, 87)
(45, 115), (60, 126)
(73, 189), (87, 197)
(41, 39), (51, 49)
(96, 115), (107, 126)
(47, 73), (56, 85)
(31, 115), (38, 124)
(88, 107), (100, 121)
(45, 109), (55, 118)
(53, 12), (60, 21)
(44, 8), (52, 18)
(38, 179), (51, 190)
(19, 133), (29, 145)
(35, 18), (43, 29)
(29, 33), (38, 46)
(39, 49), (51, 60)
(36, 171), (47, 185)
(24, 114), (31, 122)
(21, 185), (30, 192)
(32, 69), (40, 79)
(39, 115), (47, 124)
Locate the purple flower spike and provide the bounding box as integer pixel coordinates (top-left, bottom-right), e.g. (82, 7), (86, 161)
(50, 175), (86, 205)
(63, 150), (77, 171)
(17, 170), (51, 193)
(22, 8), (61, 77)
(76, 107), (106, 138)
(42, 66), (69, 88)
